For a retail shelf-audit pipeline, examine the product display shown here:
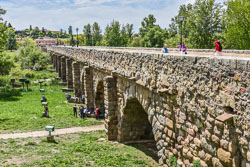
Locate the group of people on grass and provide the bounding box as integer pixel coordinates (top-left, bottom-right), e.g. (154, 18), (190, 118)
(162, 40), (223, 56)
(73, 104), (104, 120)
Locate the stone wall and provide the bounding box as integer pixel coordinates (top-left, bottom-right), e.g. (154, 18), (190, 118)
(47, 46), (250, 167)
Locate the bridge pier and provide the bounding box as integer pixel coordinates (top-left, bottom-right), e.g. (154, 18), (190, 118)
(104, 76), (118, 140)
(61, 56), (67, 83)
(66, 59), (73, 89)
(73, 62), (81, 98)
(83, 66), (94, 111)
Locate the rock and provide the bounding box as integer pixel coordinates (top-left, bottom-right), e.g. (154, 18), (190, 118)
(212, 157), (223, 167)
(194, 138), (201, 147)
(247, 151), (250, 162)
(220, 139), (229, 150)
(216, 113), (233, 124)
(211, 135), (220, 145)
(217, 148), (232, 165)
(232, 156), (240, 167)
(199, 150), (205, 159)
(204, 153), (212, 165)
(187, 128), (195, 136)
(158, 115), (166, 125)
(165, 118), (174, 129)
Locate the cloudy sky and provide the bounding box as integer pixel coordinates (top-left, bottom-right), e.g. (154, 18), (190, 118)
(0, 0), (225, 33)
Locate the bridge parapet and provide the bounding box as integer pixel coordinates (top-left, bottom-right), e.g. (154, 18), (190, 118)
(47, 46), (250, 166)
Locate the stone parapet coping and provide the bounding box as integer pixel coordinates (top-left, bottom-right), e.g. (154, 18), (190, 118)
(48, 45), (250, 54)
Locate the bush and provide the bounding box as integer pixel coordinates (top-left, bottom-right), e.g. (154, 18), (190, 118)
(0, 52), (15, 75)
(193, 160), (201, 167)
(0, 75), (10, 87)
(168, 155), (177, 167)
(24, 71), (35, 78)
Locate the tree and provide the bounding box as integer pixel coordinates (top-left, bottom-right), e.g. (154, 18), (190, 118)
(47, 31), (53, 37)
(31, 26), (40, 39)
(224, 0), (250, 49)
(139, 14), (156, 38)
(92, 22), (102, 46)
(7, 23), (12, 28)
(103, 20), (121, 46)
(143, 25), (167, 47)
(29, 25), (32, 31)
(167, 0), (224, 49)
(83, 24), (92, 46)
(68, 25), (75, 46)
(6, 28), (17, 51)
(0, 6), (7, 52)
(0, 6), (6, 22)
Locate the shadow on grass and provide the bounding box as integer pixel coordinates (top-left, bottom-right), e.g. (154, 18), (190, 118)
(0, 118), (12, 122)
(126, 141), (158, 162)
(0, 87), (23, 101)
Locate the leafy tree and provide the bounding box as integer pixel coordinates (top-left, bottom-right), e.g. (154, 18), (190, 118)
(29, 25), (32, 31)
(0, 6), (7, 52)
(68, 25), (75, 46)
(0, 6), (6, 22)
(47, 31), (53, 37)
(7, 23), (12, 28)
(224, 0), (250, 49)
(31, 26), (40, 39)
(0, 52), (14, 75)
(139, 14), (156, 38)
(6, 28), (17, 51)
(103, 20), (121, 46)
(167, 0), (224, 49)
(83, 24), (92, 46)
(92, 22), (102, 46)
(139, 14), (167, 47)
(143, 25), (167, 47)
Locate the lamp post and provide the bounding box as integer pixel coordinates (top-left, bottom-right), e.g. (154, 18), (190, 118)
(179, 16), (184, 44)
(76, 28), (79, 47)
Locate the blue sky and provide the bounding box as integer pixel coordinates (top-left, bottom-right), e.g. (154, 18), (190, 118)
(0, 0), (225, 33)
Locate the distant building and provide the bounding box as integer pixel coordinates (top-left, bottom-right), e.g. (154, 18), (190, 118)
(36, 38), (57, 46)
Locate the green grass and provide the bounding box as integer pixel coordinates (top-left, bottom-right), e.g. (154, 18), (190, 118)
(0, 84), (102, 134)
(0, 131), (158, 166)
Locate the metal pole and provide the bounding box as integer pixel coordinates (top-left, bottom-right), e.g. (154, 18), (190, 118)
(180, 21), (183, 44)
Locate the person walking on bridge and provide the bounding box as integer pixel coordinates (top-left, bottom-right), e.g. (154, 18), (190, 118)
(214, 40), (223, 56)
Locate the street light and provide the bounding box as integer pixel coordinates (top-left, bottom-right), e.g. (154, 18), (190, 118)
(76, 28), (79, 47)
(179, 16), (184, 44)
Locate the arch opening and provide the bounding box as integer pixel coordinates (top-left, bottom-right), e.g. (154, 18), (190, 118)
(118, 98), (153, 142)
(95, 81), (105, 113)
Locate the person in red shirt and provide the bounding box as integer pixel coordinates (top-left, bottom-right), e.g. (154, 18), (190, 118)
(214, 40), (223, 56)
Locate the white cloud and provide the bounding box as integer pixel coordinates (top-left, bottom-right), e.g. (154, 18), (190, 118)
(0, 0), (226, 33)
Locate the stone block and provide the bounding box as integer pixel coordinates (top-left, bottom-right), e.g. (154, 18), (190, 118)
(216, 113), (233, 124)
(211, 135), (220, 145)
(217, 148), (232, 165)
(212, 157), (223, 167)
(220, 139), (229, 150)
(165, 118), (174, 129)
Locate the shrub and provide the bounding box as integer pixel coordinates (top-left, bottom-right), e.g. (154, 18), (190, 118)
(0, 75), (10, 87)
(0, 52), (15, 75)
(193, 160), (201, 167)
(24, 71), (35, 78)
(168, 155), (177, 167)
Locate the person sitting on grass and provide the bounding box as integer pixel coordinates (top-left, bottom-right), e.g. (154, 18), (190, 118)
(41, 94), (47, 102)
(43, 107), (49, 118)
(65, 93), (71, 101)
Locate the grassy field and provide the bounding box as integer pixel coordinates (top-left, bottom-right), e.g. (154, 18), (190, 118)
(0, 84), (102, 134)
(0, 130), (158, 167)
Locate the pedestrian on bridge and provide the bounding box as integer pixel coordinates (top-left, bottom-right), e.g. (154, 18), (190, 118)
(177, 42), (187, 55)
(162, 44), (169, 53)
(214, 40), (223, 56)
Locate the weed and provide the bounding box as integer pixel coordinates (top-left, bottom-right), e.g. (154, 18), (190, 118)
(168, 155), (177, 167)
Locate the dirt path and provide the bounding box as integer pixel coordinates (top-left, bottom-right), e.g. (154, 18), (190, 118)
(0, 124), (105, 139)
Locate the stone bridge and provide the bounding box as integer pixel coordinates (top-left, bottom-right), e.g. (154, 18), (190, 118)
(45, 46), (249, 167)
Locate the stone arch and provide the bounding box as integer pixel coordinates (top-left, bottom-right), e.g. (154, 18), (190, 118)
(117, 97), (153, 142)
(95, 80), (105, 112)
